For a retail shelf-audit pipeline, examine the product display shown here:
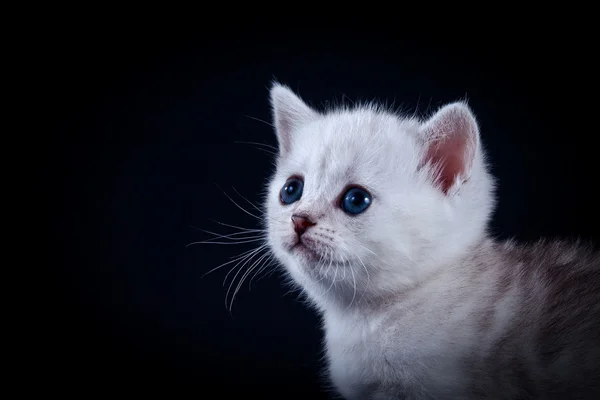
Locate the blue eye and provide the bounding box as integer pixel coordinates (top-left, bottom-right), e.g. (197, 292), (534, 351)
(280, 177), (304, 205)
(341, 187), (372, 215)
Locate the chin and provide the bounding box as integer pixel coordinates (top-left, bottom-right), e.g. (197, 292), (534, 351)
(290, 243), (321, 264)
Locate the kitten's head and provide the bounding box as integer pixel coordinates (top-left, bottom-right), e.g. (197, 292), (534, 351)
(264, 83), (495, 309)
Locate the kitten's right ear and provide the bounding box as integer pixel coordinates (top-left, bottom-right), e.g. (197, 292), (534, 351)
(269, 83), (317, 156)
(419, 102), (480, 195)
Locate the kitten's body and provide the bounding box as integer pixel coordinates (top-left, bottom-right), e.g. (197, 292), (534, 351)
(263, 84), (600, 399)
(325, 239), (599, 399)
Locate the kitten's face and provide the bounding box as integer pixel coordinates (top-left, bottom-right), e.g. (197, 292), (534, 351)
(265, 84), (494, 305)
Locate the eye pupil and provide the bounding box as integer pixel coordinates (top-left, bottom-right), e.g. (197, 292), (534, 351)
(350, 193), (362, 205)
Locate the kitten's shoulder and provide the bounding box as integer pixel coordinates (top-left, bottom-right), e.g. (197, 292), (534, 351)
(499, 238), (599, 270)
(486, 237), (600, 298)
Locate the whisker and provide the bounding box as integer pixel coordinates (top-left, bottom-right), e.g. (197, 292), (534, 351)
(215, 184), (263, 221)
(315, 250), (326, 280)
(339, 247), (358, 311)
(352, 249), (371, 305)
(234, 140), (277, 150)
(235, 250), (271, 294)
(204, 235), (266, 243)
(356, 242), (378, 257)
(223, 245), (267, 286)
(192, 228), (265, 241)
(225, 246), (268, 310)
(199, 236), (266, 244)
(323, 262), (339, 297)
(230, 250), (272, 310)
(201, 246), (264, 278)
(230, 187), (289, 226)
(186, 238), (265, 246)
(315, 249), (332, 283)
(349, 264), (357, 310)
(255, 147), (277, 156)
(242, 115), (275, 129)
(234, 141), (277, 156)
(206, 220), (264, 232)
(248, 253), (275, 290)
(232, 187), (264, 214)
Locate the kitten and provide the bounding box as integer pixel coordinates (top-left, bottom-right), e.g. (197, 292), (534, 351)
(264, 83), (600, 399)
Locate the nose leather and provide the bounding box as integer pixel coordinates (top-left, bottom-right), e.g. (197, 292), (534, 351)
(291, 214), (315, 237)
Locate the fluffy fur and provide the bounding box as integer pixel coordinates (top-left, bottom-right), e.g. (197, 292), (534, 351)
(264, 83), (600, 399)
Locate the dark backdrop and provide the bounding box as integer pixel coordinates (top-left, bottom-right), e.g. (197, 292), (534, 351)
(46, 28), (598, 397)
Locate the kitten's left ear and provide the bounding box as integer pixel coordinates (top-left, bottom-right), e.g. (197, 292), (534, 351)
(419, 102), (480, 195)
(269, 83), (318, 156)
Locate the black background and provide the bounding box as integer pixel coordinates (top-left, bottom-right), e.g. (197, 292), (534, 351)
(46, 27), (598, 397)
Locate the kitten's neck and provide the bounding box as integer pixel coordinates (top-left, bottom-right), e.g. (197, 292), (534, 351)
(313, 236), (494, 317)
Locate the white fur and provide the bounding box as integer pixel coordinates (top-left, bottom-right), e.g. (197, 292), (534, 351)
(263, 84), (599, 399)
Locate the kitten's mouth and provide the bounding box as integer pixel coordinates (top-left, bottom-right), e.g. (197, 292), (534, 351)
(290, 239), (320, 262)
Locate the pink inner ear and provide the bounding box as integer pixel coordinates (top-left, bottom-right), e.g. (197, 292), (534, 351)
(424, 134), (470, 194)
(422, 105), (477, 195)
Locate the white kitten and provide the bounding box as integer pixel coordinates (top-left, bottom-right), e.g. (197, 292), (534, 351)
(264, 83), (600, 399)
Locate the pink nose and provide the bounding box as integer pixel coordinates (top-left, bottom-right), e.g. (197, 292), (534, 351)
(291, 214), (315, 237)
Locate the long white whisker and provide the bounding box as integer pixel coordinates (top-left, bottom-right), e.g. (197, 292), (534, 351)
(231, 187), (290, 226)
(353, 249), (371, 305)
(232, 187), (264, 214)
(323, 262), (339, 297)
(234, 141), (278, 156)
(241, 116), (275, 129)
(200, 235), (265, 243)
(249, 253), (275, 289)
(315, 250), (324, 281)
(194, 228), (265, 241)
(223, 245), (266, 285)
(206, 220), (263, 232)
(186, 238), (265, 246)
(201, 246), (263, 278)
(356, 242), (378, 257)
(315, 249), (332, 283)
(234, 140), (277, 150)
(230, 250), (272, 311)
(343, 249), (357, 311)
(215, 184), (263, 221)
(225, 246), (267, 309)
(255, 147), (276, 156)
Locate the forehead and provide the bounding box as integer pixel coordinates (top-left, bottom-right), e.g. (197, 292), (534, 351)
(280, 110), (421, 197)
